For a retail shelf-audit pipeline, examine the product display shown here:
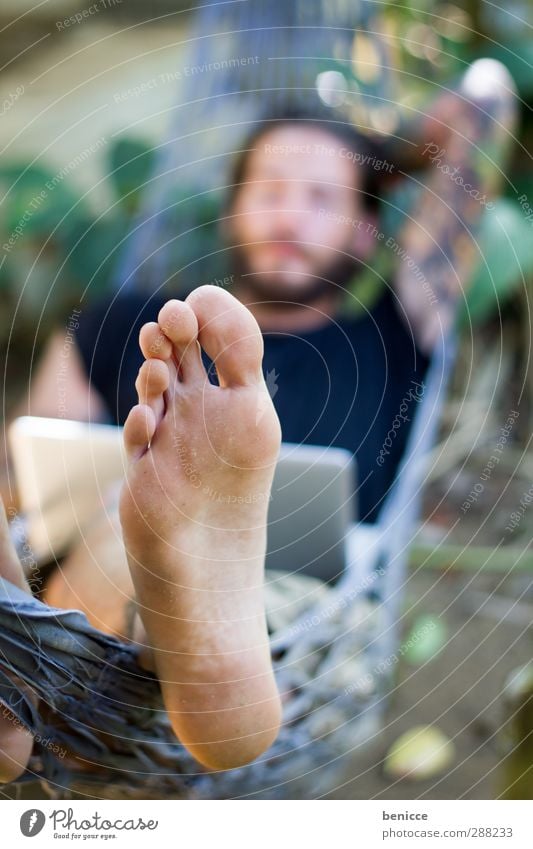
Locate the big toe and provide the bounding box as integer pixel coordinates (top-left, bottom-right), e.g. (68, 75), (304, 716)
(186, 285), (263, 387)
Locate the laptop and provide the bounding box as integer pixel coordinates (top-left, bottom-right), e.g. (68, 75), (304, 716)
(8, 417), (356, 580)
(8, 416), (126, 565)
(266, 442), (356, 581)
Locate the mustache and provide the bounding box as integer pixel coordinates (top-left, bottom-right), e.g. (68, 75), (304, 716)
(228, 242), (361, 306)
(255, 239), (314, 259)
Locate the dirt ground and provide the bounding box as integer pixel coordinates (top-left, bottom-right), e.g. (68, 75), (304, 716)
(328, 474), (533, 801)
(328, 570), (532, 800)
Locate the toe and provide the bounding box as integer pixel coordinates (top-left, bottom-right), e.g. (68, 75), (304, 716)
(158, 300), (206, 382)
(135, 359), (170, 424)
(139, 322), (173, 361)
(186, 285), (263, 387)
(123, 404), (157, 461)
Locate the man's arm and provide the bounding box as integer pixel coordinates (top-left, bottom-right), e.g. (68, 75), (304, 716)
(392, 59), (518, 353)
(1, 332), (109, 508)
(22, 331), (109, 422)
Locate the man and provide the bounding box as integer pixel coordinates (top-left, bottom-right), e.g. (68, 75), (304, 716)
(0, 59), (517, 780)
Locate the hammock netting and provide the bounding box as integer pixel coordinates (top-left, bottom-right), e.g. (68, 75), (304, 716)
(0, 571), (385, 800)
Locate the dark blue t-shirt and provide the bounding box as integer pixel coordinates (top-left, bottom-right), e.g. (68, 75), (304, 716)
(76, 289), (429, 522)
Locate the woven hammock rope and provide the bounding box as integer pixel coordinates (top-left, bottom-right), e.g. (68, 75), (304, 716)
(0, 568), (385, 799)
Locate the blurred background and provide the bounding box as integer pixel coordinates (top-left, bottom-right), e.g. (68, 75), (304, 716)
(0, 0), (532, 799)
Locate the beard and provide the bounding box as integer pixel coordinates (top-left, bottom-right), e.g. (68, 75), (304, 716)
(228, 243), (360, 307)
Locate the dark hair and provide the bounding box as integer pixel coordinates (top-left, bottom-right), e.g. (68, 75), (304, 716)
(226, 107), (384, 212)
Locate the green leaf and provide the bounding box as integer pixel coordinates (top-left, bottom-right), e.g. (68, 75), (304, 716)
(461, 199), (533, 327)
(402, 615), (447, 665)
(478, 41), (533, 99)
(384, 725), (455, 780)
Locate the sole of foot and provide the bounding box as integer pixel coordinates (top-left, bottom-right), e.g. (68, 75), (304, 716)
(119, 285), (282, 770)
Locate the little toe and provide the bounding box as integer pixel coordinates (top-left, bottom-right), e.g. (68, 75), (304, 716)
(123, 404), (157, 461)
(186, 285), (263, 387)
(158, 300), (206, 382)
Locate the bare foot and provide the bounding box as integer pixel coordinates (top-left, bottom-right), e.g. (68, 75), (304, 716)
(0, 501), (34, 783)
(119, 285), (282, 770)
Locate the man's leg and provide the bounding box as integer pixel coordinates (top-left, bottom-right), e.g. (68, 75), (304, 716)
(44, 497), (154, 669)
(44, 493), (139, 641)
(47, 285), (282, 771)
(118, 285), (282, 769)
(7, 285), (281, 775)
